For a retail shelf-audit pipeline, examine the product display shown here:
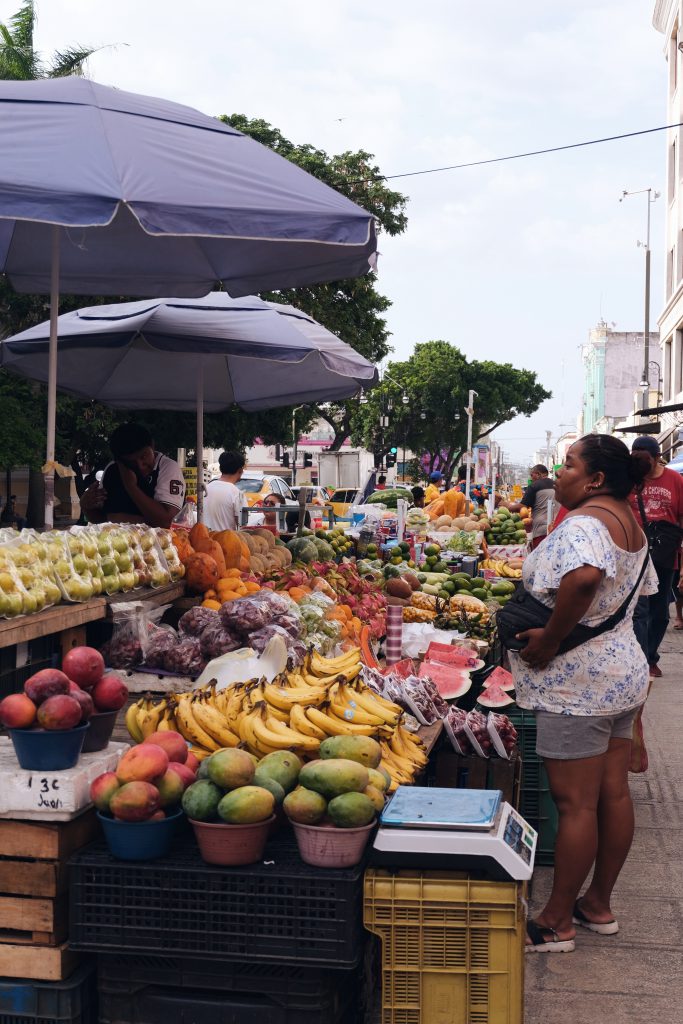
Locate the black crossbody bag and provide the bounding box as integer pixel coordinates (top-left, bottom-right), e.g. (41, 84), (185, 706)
(497, 506), (650, 654)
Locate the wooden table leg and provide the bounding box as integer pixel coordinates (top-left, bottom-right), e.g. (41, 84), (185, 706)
(59, 626), (86, 661)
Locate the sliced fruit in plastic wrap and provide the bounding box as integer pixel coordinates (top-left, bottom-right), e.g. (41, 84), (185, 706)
(178, 605), (221, 637)
(415, 675), (450, 718)
(43, 530), (96, 602)
(487, 712), (518, 759)
(444, 706), (473, 754)
(464, 709), (493, 758)
(380, 657), (416, 679)
(402, 676), (440, 725)
(133, 525), (172, 588)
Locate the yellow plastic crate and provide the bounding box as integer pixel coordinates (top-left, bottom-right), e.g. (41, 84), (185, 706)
(364, 870), (525, 1024)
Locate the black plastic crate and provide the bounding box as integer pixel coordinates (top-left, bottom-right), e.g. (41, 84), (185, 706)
(506, 708), (558, 865)
(97, 953), (368, 1024)
(0, 962), (95, 1024)
(69, 832), (365, 967)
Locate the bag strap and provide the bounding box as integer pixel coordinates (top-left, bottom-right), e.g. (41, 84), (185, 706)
(584, 542), (650, 638)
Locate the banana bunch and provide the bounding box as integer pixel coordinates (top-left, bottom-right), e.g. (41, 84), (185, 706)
(480, 558), (522, 579)
(380, 726), (429, 792)
(123, 645), (413, 764)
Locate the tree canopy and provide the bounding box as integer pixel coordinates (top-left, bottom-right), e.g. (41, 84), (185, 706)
(0, 0), (108, 79)
(352, 341), (551, 482)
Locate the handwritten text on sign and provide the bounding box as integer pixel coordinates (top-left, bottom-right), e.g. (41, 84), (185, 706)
(26, 776), (62, 809)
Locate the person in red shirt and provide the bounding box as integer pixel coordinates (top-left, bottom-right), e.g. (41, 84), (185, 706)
(629, 436), (683, 676)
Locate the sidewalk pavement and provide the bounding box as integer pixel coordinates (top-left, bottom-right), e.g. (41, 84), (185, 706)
(524, 623), (683, 1024)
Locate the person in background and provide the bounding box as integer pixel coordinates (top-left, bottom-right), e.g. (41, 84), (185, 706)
(375, 474), (387, 491)
(505, 464), (554, 548)
(204, 451), (246, 531)
(81, 423), (185, 528)
(628, 436), (683, 677)
(411, 486), (426, 509)
(258, 492), (285, 535)
(425, 471), (444, 504)
(0, 494), (27, 530)
(508, 435), (656, 953)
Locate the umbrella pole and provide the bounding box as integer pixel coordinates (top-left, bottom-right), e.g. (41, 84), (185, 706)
(196, 364), (204, 523)
(44, 226), (60, 530)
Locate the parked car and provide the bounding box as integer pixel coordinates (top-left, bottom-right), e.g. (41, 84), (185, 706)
(236, 473), (296, 508)
(291, 485), (331, 506)
(327, 487), (361, 519)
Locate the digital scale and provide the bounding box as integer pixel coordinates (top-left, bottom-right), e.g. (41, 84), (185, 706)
(371, 787), (537, 881)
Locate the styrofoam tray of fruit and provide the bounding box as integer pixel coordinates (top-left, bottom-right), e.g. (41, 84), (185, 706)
(0, 738), (129, 820)
(487, 545), (527, 558)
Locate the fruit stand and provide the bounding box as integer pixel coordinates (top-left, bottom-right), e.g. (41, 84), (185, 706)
(0, 514), (545, 1024)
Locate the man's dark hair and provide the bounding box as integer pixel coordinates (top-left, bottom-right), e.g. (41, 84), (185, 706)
(378, 474), (386, 485)
(411, 486), (425, 501)
(219, 451), (246, 475)
(457, 466), (467, 481)
(110, 423), (153, 459)
(531, 464), (549, 475)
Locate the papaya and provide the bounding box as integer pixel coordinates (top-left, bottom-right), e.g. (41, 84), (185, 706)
(208, 748), (255, 790)
(283, 785), (327, 824)
(327, 791), (376, 828)
(181, 779), (222, 821)
(256, 751), (302, 793)
(217, 785), (275, 824)
(193, 538), (226, 575)
(319, 736), (382, 769)
(299, 758), (369, 799)
(189, 522), (210, 549)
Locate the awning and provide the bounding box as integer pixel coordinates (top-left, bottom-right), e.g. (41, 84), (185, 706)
(615, 421), (661, 434)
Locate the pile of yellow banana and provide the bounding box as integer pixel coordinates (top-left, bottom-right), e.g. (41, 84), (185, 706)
(125, 646), (427, 790)
(479, 558), (523, 579)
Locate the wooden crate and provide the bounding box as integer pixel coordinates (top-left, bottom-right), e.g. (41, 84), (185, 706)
(0, 812), (97, 970)
(433, 749), (522, 808)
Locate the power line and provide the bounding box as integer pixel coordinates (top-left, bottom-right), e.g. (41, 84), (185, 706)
(363, 121), (683, 183)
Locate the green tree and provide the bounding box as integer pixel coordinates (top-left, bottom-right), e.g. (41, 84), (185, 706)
(222, 115), (408, 449)
(0, 0), (109, 79)
(353, 341), (551, 482)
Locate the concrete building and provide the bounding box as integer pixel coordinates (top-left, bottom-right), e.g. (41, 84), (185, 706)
(581, 321), (658, 434)
(653, 1), (683, 455)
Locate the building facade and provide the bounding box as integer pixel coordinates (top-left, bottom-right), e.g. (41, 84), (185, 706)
(654, 0), (683, 454)
(581, 321), (658, 433)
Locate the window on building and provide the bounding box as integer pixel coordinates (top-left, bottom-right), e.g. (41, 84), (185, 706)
(677, 329), (683, 397)
(671, 29), (679, 94)
(668, 247), (675, 297)
(665, 338), (673, 400)
(669, 138), (677, 206)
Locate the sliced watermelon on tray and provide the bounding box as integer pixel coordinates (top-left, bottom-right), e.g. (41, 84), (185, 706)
(478, 683), (515, 708)
(418, 659), (471, 700)
(481, 666), (515, 692)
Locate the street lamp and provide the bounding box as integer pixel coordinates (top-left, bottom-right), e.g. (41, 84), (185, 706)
(464, 390), (478, 503)
(620, 187), (660, 408)
(639, 360), (662, 400)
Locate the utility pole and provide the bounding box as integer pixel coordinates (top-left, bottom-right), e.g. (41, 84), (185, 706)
(620, 188), (659, 409)
(464, 390), (478, 507)
(545, 430), (552, 473)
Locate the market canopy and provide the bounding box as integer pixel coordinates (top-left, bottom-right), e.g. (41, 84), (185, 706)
(0, 292), (379, 410)
(0, 78), (377, 297)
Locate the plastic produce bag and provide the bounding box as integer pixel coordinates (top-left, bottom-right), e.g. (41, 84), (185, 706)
(164, 634), (205, 676)
(101, 602), (146, 669)
(178, 605), (221, 637)
(219, 590), (292, 637)
(155, 528), (185, 581)
(249, 623), (307, 664)
(4, 531), (62, 612)
(142, 622), (180, 670)
(133, 526), (172, 588)
(0, 545), (32, 617)
(95, 524), (137, 594)
(199, 621), (242, 660)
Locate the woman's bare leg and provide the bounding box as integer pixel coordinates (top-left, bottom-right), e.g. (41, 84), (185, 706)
(579, 738), (633, 922)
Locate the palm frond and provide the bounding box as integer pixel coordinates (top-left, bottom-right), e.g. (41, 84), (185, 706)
(48, 44), (112, 78)
(7, 0), (34, 49)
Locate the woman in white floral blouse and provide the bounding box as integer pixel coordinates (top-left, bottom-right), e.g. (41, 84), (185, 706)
(509, 435), (657, 953)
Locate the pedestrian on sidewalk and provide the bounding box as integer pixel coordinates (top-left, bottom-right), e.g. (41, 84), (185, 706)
(628, 436), (683, 677)
(507, 435), (657, 953)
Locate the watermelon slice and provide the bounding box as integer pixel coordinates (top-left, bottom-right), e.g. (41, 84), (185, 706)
(482, 666), (515, 692)
(425, 642), (482, 671)
(418, 660), (471, 700)
(478, 683), (515, 708)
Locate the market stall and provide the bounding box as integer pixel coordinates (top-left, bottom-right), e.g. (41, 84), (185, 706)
(0, 511), (549, 1024)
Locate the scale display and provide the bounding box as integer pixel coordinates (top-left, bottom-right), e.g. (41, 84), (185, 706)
(381, 787), (501, 831)
(373, 787), (537, 881)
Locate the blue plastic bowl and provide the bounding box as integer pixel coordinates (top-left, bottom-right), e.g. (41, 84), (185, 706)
(97, 808), (184, 861)
(10, 722), (90, 771)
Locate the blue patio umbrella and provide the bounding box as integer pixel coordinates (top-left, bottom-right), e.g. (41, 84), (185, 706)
(0, 293), (379, 518)
(0, 77), (377, 523)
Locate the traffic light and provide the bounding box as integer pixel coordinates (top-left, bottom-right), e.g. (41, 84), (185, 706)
(281, 452), (290, 468)
(275, 444), (281, 461)
(390, 446), (398, 454)
(303, 453), (313, 468)
(386, 452), (396, 468)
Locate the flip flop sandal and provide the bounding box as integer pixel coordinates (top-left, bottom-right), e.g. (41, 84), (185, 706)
(525, 919), (575, 954)
(572, 900), (619, 935)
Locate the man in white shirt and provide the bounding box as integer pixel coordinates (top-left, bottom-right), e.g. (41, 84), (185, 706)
(80, 423), (185, 529)
(204, 451), (246, 531)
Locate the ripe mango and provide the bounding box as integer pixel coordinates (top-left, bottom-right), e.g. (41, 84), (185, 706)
(327, 792), (376, 828)
(319, 735), (382, 769)
(367, 767), (389, 793)
(299, 758), (369, 799)
(256, 751), (302, 793)
(217, 785), (275, 824)
(207, 748), (255, 790)
(363, 784), (386, 813)
(253, 768), (285, 806)
(283, 786), (327, 824)
(182, 779), (222, 822)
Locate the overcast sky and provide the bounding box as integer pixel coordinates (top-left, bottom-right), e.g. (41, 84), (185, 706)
(8, 0), (669, 464)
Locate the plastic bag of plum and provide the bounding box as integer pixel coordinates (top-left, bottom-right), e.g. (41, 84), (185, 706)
(464, 709), (493, 758)
(417, 676), (449, 719)
(219, 590), (292, 637)
(142, 623), (180, 670)
(486, 712), (518, 759)
(163, 634), (205, 677)
(444, 706), (473, 755)
(199, 621), (242, 661)
(103, 603), (145, 669)
(178, 605), (220, 637)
